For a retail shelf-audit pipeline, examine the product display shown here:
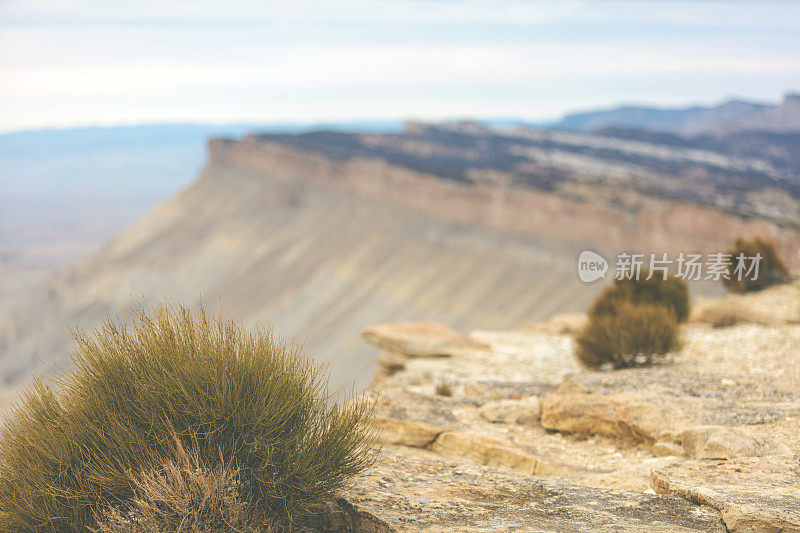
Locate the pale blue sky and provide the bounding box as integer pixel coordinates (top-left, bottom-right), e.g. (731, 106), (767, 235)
(1, 0), (799, 132)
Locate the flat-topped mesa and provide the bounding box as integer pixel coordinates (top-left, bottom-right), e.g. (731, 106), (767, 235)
(207, 129), (800, 266)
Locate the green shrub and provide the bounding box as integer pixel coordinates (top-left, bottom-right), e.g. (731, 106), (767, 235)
(589, 273), (690, 322)
(575, 302), (681, 369)
(0, 304), (377, 532)
(723, 237), (790, 293)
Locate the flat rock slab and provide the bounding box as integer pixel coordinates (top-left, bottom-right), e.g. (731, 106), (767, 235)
(371, 389), (473, 430)
(329, 451), (725, 532)
(651, 455), (800, 532)
(362, 322), (490, 357)
(542, 368), (800, 457)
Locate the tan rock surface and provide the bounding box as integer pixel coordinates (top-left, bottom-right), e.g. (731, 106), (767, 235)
(326, 451), (725, 532)
(680, 425), (790, 459)
(369, 385), (686, 492)
(678, 323), (800, 389)
(368, 352), (407, 390)
(361, 318), (800, 525)
(541, 368), (800, 457)
(372, 418), (441, 448)
(361, 322), (490, 357)
(478, 396), (541, 425)
(651, 455), (800, 532)
(690, 283), (800, 326)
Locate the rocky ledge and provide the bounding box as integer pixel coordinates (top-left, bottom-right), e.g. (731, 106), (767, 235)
(324, 451), (725, 532)
(349, 315), (800, 532)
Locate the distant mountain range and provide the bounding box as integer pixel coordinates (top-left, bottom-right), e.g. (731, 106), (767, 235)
(556, 92), (800, 136)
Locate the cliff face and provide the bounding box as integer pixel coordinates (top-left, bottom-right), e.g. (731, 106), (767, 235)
(0, 125), (797, 397)
(209, 136), (800, 265)
(0, 158), (598, 394)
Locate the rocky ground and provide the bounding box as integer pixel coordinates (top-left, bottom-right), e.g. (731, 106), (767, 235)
(333, 286), (800, 532)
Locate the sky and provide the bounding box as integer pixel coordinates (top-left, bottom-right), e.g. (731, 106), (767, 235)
(1, 0), (800, 133)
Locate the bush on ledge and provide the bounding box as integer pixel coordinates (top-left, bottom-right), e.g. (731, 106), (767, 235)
(575, 301), (681, 369)
(723, 237), (790, 293)
(0, 304), (377, 532)
(589, 273), (690, 323)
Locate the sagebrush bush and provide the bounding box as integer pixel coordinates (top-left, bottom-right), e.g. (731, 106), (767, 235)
(0, 304), (377, 532)
(723, 237), (790, 293)
(589, 273), (690, 322)
(575, 302), (680, 369)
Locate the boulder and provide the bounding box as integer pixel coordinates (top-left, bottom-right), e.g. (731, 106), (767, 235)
(651, 455), (800, 532)
(478, 396), (542, 425)
(361, 322), (490, 357)
(325, 451), (725, 532)
(540, 391), (680, 444)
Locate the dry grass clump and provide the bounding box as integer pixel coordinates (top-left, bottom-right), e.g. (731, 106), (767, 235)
(723, 237), (790, 293)
(575, 302), (681, 369)
(435, 379), (454, 397)
(94, 432), (275, 533)
(0, 304), (377, 532)
(589, 273), (690, 322)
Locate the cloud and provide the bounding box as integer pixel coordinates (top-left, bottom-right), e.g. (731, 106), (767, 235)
(1, 1), (799, 131)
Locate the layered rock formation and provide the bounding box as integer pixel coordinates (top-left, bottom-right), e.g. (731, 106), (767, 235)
(0, 153), (596, 393)
(354, 305), (800, 531)
(209, 129), (800, 258)
(2, 122), (798, 399)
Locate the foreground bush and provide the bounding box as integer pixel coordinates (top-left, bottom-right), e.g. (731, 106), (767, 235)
(723, 237), (790, 293)
(0, 304), (377, 532)
(575, 302), (680, 369)
(589, 273), (690, 322)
